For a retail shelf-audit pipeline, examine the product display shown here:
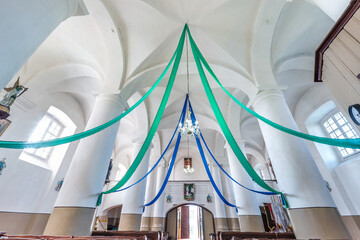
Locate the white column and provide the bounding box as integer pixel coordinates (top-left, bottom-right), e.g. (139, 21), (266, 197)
(220, 165), (240, 231)
(141, 160), (156, 230)
(0, 0), (87, 88)
(225, 141), (262, 216)
(253, 90), (334, 208)
(252, 89), (349, 239)
(118, 139), (152, 230)
(151, 160), (167, 231)
(211, 163), (229, 232)
(225, 141), (264, 232)
(44, 93), (126, 235)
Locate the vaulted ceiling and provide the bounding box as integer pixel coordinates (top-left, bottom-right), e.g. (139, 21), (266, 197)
(14, 0), (335, 168)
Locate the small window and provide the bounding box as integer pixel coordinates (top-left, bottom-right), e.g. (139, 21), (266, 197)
(24, 114), (64, 160)
(322, 112), (359, 158)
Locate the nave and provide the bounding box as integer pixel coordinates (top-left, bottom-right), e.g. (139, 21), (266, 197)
(0, 0), (360, 240)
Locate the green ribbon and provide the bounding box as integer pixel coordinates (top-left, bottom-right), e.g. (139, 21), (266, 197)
(0, 51), (178, 150)
(187, 28), (360, 150)
(96, 26), (186, 206)
(186, 26), (288, 208)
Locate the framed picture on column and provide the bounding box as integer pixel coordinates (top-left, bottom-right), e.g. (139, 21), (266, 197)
(0, 119), (11, 137)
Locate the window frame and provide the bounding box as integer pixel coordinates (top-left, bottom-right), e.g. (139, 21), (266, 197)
(23, 113), (64, 161)
(321, 110), (360, 159)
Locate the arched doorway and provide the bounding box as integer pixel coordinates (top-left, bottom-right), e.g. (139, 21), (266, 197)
(165, 204), (215, 240)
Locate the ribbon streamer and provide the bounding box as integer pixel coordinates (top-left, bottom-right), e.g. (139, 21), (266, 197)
(0, 42), (178, 149)
(144, 97), (188, 207)
(97, 26), (186, 206)
(186, 27), (360, 150)
(187, 26), (287, 208)
(115, 95), (188, 193)
(188, 101), (237, 208)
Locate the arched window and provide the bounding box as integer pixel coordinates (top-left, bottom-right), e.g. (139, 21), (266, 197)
(24, 113), (64, 160)
(322, 111), (359, 158)
(19, 106), (76, 170)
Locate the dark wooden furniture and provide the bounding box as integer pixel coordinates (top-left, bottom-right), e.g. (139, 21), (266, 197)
(218, 231), (296, 240)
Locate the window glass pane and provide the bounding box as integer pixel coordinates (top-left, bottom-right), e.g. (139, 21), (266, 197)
(338, 119), (345, 126)
(324, 112), (359, 158)
(24, 114), (63, 160)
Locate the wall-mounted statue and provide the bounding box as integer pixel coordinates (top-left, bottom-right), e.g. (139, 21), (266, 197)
(0, 77), (28, 119)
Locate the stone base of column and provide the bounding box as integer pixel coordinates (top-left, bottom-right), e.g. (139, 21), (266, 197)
(150, 217), (165, 231)
(140, 217), (151, 231)
(214, 218), (229, 232)
(118, 214), (142, 231)
(288, 207), (350, 239)
(342, 215), (360, 239)
(227, 218), (240, 231)
(43, 207), (95, 236)
(238, 215), (264, 232)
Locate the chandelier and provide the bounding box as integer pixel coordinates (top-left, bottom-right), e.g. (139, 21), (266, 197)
(178, 33), (200, 138)
(179, 111), (200, 137)
(184, 164), (195, 174)
(184, 157), (195, 175)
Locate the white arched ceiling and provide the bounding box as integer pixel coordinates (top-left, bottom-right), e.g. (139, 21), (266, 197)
(271, 1), (333, 70)
(3, 0), (341, 187)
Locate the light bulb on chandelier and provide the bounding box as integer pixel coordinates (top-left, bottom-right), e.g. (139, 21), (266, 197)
(179, 111), (200, 137)
(184, 164), (195, 174)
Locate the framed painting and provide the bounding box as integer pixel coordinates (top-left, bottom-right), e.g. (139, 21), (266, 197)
(0, 119), (11, 137)
(184, 183), (194, 201)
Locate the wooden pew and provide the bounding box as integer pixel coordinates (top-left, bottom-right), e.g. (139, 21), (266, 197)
(92, 231), (161, 240)
(7, 236), (146, 240)
(218, 231), (296, 240)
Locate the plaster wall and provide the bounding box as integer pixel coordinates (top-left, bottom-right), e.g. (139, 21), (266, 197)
(163, 181), (216, 218)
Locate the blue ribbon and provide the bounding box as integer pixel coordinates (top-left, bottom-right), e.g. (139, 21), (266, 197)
(199, 133), (276, 195)
(114, 96), (188, 193)
(189, 102), (287, 206)
(143, 96), (188, 207)
(188, 100), (237, 208)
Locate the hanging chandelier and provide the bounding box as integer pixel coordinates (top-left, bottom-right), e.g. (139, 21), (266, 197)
(184, 157), (195, 175)
(179, 32), (200, 138)
(179, 111), (200, 137)
(184, 164), (195, 174)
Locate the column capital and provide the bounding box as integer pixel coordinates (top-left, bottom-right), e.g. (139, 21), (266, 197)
(95, 93), (128, 110)
(224, 139), (246, 150)
(132, 138), (154, 149)
(252, 89), (285, 109)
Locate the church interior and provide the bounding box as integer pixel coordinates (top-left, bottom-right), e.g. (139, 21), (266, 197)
(0, 0), (360, 239)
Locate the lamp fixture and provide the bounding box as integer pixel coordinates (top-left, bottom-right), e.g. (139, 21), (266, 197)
(184, 157), (195, 175)
(178, 32), (200, 138)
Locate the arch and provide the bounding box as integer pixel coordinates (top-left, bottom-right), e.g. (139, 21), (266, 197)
(165, 202), (214, 216)
(165, 203), (215, 240)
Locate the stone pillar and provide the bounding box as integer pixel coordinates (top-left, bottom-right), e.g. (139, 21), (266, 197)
(44, 94), (126, 236)
(140, 161), (156, 231)
(0, 0), (87, 88)
(211, 164), (229, 232)
(252, 90), (349, 239)
(151, 160), (167, 231)
(118, 139), (152, 231)
(225, 141), (264, 232)
(220, 165), (240, 232)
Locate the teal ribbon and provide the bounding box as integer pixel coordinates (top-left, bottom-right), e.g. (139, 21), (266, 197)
(96, 26), (186, 206)
(186, 27), (360, 150)
(187, 26), (288, 208)
(0, 48), (179, 149)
